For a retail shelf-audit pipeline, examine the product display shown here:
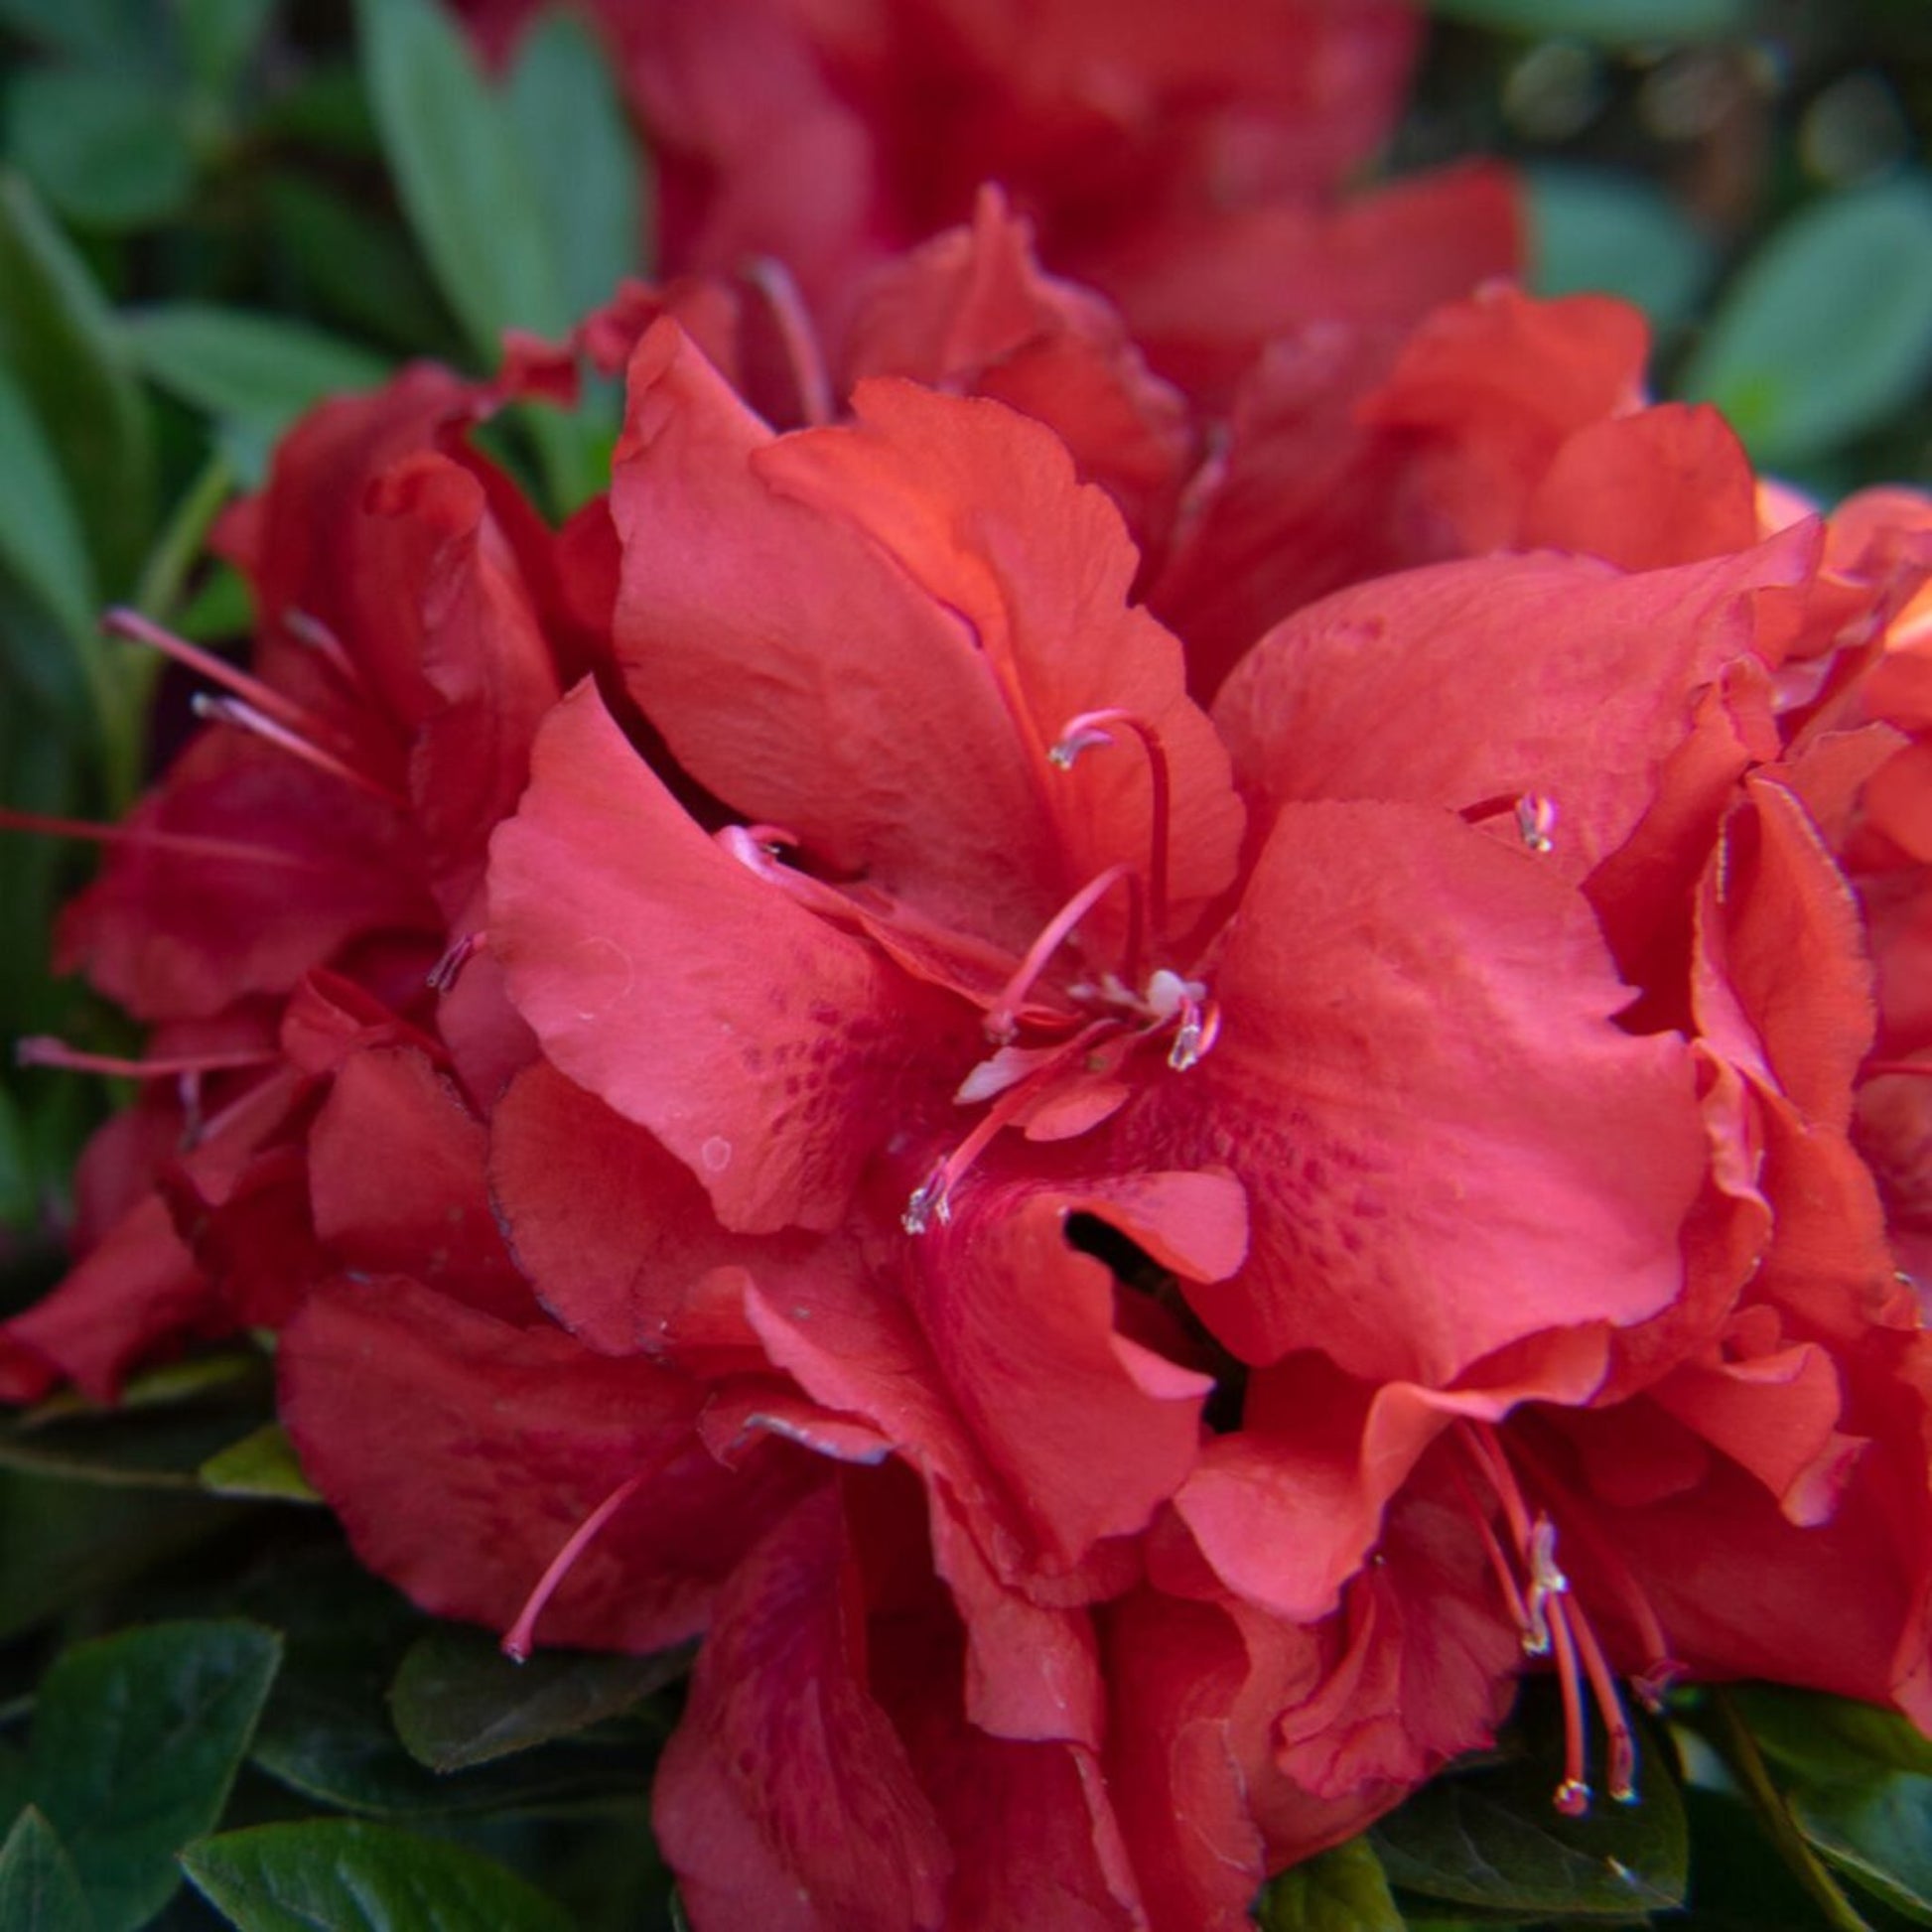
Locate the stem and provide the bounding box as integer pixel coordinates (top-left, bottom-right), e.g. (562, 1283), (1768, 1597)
(1705, 1688), (1875, 1932)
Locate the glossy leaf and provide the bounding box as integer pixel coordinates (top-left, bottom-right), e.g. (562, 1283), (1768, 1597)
(1732, 1686), (1932, 1786)
(121, 305), (388, 436)
(0, 171), (155, 590)
(1529, 165), (1713, 330)
(183, 1820), (575, 1932)
(1372, 1702), (1687, 1917)
(0, 359), (97, 645)
(242, 1555), (648, 1818)
(0, 1465), (239, 1641)
(504, 7), (647, 313)
(199, 1423), (322, 1504)
(1259, 1836), (1407, 1930)
(0, 1809), (93, 1932)
(1791, 1775), (1932, 1926)
(177, 0), (277, 98)
(389, 1626), (684, 1772)
(0, 0), (164, 63)
(27, 1620), (281, 1932)
(6, 67), (196, 230)
(1678, 175), (1932, 465)
(1429, 0), (1745, 39)
(353, 0), (571, 360)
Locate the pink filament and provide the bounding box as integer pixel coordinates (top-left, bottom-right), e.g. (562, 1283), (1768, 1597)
(16, 1037), (277, 1080)
(1051, 708), (1173, 946)
(984, 863), (1138, 1040)
(501, 1468), (652, 1663)
(192, 694), (407, 810)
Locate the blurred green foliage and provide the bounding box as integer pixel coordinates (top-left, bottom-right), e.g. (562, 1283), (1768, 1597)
(0, 3), (1927, 1927)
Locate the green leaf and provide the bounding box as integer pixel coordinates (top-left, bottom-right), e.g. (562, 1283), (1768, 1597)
(0, 1808), (94, 1932)
(27, 1620), (282, 1932)
(389, 1627), (684, 1772)
(1678, 176), (1932, 466)
(5, 66), (197, 229)
(1791, 1775), (1932, 1926)
(0, 1465), (239, 1641)
(353, 0), (571, 361)
(177, 0), (277, 100)
(0, 170), (156, 592)
(243, 1555), (647, 1819)
(0, 358), (98, 645)
(1731, 1686), (1932, 1786)
(1528, 164), (1714, 331)
(183, 1820), (575, 1932)
(121, 305), (388, 436)
(199, 1424), (321, 1503)
(1371, 1701), (1687, 1918)
(503, 8), (647, 312)
(1258, 1835), (1407, 1930)
(260, 175), (452, 352)
(1428, 0), (1745, 41)
(0, 0), (166, 65)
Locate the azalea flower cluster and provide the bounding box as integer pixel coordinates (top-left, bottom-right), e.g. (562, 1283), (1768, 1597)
(7, 2), (1932, 1926)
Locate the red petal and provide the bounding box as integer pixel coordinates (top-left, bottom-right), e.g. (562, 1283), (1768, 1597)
(280, 1276), (806, 1649)
(489, 682), (972, 1232)
(1151, 801), (1703, 1379)
(654, 1487), (953, 1932)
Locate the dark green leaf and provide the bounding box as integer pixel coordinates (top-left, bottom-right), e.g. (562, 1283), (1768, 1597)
(0, 1808), (94, 1932)
(177, 0), (277, 100)
(1258, 1835), (1406, 1930)
(0, 1466), (240, 1641)
(1791, 1775), (1932, 1926)
(0, 359), (97, 643)
(1733, 1687), (1932, 1785)
(183, 1820), (575, 1932)
(0, 0), (166, 65)
(260, 175), (451, 352)
(1428, 0), (1744, 40)
(1678, 176), (1932, 466)
(28, 1620), (282, 1932)
(1529, 164), (1714, 330)
(199, 1424), (321, 1504)
(121, 305), (388, 434)
(389, 1627), (684, 1772)
(353, 0), (571, 360)
(243, 1555), (648, 1818)
(503, 8), (646, 312)
(6, 67), (197, 230)
(0, 171), (155, 590)
(1371, 1704), (1687, 1917)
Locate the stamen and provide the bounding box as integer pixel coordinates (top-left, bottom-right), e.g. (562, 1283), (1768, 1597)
(1508, 1434), (1681, 1701)
(743, 257), (835, 429)
(984, 863), (1138, 1042)
(1449, 1461), (1537, 1639)
(1515, 793), (1558, 854)
(0, 808), (335, 873)
(282, 610), (362, 687)
(1566, 1599), (1640, 1804)
(1168, 994), (1220, 1071)
(501, 1467), (651, 1662)
(1049, 708), (1173, 948)
(427, 930), (484, 993)
(1546, 1597), (1592, 1817)
(904, 1019), (1118, 1233)
(16, 1037), (277, 1080)
(105, 607), (331, 743)
(1524, 1513), (1569, 1659)
(191, 693), (407, 809)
